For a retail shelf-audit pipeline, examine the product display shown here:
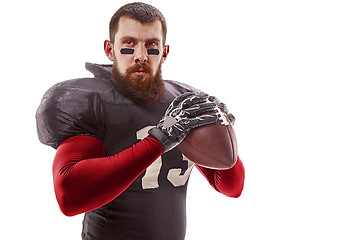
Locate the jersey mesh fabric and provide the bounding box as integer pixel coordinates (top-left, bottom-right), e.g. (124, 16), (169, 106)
(36, 62), (245, 240)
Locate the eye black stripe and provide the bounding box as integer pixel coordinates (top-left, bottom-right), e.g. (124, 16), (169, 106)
(120, 48), (160, 55)
(120, 48), (135, 54)
(147, 49), (160, 55)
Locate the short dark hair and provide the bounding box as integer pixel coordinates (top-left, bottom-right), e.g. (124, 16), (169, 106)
(109, 2), (167, 45)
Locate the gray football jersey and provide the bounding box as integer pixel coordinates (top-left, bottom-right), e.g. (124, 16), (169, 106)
(36, 63), (200, 240)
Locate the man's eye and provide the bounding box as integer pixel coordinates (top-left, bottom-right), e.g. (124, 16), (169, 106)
(125, 40), (133, 45)
(147, 41), (156, 47)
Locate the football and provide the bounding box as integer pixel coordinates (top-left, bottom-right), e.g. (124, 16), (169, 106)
(178, 108), (238, 170)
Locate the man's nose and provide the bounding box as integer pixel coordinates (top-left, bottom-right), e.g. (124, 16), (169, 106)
(134, 46), (148, 64)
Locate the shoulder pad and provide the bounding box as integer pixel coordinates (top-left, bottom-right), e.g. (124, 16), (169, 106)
(36, 78), (108, 149)
(164, 80), (201, 96)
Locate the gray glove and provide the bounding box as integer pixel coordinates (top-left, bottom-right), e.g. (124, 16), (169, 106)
(148, 92), (218, 153)
(208, 95), (236, 125)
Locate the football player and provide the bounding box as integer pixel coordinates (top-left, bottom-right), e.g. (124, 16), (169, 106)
(36, 2), (245, 240)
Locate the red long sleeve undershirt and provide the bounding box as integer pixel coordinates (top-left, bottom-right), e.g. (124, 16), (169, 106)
(196, 159), (245, 198)
(53, 135), (244, 216)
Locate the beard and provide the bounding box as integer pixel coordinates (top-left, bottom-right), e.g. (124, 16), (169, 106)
(111, 61), (166, 106)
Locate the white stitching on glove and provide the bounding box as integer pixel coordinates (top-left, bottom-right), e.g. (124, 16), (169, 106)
(148, 92), (218, 153)
(208, 95), (236, 126)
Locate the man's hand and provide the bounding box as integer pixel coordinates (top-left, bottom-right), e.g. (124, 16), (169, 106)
(148, 92), (218, 153)
(208, 95), (236, 125)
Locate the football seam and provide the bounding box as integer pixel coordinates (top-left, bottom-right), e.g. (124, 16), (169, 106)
(225, 124), (237, 165)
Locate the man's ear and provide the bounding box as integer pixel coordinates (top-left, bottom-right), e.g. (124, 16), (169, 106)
(104, 40), (114, 61)
(161, 45), (170, 63)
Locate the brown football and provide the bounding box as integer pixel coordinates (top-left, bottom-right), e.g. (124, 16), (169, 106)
(178, 108), (238, 170)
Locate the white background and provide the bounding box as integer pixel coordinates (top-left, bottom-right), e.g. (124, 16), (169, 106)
(1, 0), (360, 239)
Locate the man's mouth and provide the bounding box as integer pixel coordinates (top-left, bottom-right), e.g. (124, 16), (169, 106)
(133, 68), (148, 76)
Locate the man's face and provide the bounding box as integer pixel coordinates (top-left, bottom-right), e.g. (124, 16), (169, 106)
(104, 17), (169, 105)
(111, 17), (167, 76)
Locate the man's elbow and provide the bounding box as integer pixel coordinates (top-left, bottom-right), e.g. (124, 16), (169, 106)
(229, 184), (244, 198)
(223, 181), (244, 198)
(55, 192), (81, 217)
(54, 179), (84, 217)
